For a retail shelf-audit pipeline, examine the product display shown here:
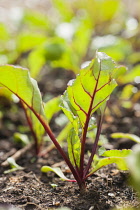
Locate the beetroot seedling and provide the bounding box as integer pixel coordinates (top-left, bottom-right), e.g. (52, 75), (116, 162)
(0, 51), (131, 193)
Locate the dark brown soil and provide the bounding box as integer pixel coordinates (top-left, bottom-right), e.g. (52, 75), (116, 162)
(0, 105), (140, 210)
(0, 144), (139, 210)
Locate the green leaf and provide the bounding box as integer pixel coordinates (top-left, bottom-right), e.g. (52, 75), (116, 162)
(89, 149), (132, 175)
(87, 116), (97, 131)
(17, 33), (46, 52)
(111, 133), (140, 144)
(28, 47), (46, 78)
(89, 157), (128, 175)
(0, 23), (9, 41)
(98, 146), (106, 156)
(72, 16), (92, 59)
(101, 149), (132, 157)
(41, 166), (70, 181)
(95, 0), (120, 21)
(60, 51), (119, 172)
(92, 36), (132, 62)
(52, 0), (74, 21)
(44, 96), (61, 123)
(120, 84), (134, 100)
(51, 46), (79, 73)
(60, 91), (79, 132)
(61, 51), (118, 128)
(0, 65), (49, 147)
(44, 38), (66, 61)
(4, 157), (23, 174)
(22, 96), (61, 146)
(67, 128), (81, 167)
(112, 208), (135, 210)
(117, 64), (140, 84)
(23, 10), (50, 30)
(0, 65), (45, 118)
(127, 144), (140, 195)
(14, 132), (30, 146)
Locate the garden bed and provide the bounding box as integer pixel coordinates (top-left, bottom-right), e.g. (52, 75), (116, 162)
(0, 69), (140, 209)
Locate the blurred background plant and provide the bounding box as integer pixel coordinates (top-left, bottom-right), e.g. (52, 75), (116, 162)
(112, 144), (140, 210)
(0, 0), (139, 75)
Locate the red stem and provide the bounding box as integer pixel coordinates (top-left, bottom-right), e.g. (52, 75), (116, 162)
(0, 83), (83, 187)
(79, 65), (101, 178)
(83, 114), (104, 178)
(35, 114), (82, 186)
(20, 101), (40, 155)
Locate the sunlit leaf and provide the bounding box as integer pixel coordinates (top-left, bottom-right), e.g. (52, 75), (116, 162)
(44, 38), (66, 61)
(61, 51), (118, 128)
(101, 149), (132, 157)
(0, 23), (9, 41)
(67, 128), (81, 167)
(111, 133), (140, 144)
(4, 157), (23, 174)
(23, 10), (50, 30)
(72, 16), (92, 59)
(120, 84), (134, 100)
(0, 65), (45, 118)
(28, 47), (46, 78)
(17, 33), (46, 52)
(22, 96), (61, 145)
(92, 36), (132, 62)
(60, 51), (119, 173)
(89, 149), (132, 175)
(14, 132), (30, 146)
(117, 65), (140, 84)
(127, 144), (140, 196)
(52, 0), (74, 21)
(41, 166), (70, 181)
(52, 46), (79, 73)
(0, 65), (48, 147)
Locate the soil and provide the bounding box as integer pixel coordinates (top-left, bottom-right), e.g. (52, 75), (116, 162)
(0, 67), (140, 210)
(0, 144), (140, 210)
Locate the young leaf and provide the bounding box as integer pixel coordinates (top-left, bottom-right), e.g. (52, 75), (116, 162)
(41, 166), (71, 181)
(127, 144), (140, 196)
(89, 157), (127, 176)
(88, 149), (132, 176)
(14, 132), (30, 146)
(111, 133), (140, 144)
(44, 96), (61, 123)
(60, 51), (119, 175)
(101, 149), (132, 157)
(0, 65), (45, 118)
(0, 65), (79, 181)
(98, 146), (106, 156)
(22, 96), (61, 148)
(0, 65), (49, 152)
(4, 157), (24, 174)
(61, 51), (117, 128)
(67, 128), (81, 167)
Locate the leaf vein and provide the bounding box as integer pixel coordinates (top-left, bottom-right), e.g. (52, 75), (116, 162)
(91, 94), (109, 112)
(80, 77), (92, 98)
(96, 79), (111, 92)
(72, 91), (87, 116)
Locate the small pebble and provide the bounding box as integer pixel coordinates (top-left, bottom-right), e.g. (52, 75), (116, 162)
(89, 206), (94, 210)
(108, 193), (115, 197)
